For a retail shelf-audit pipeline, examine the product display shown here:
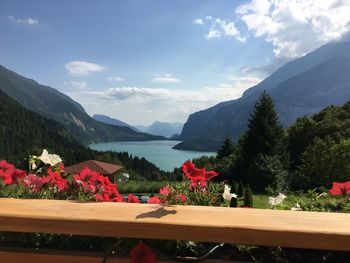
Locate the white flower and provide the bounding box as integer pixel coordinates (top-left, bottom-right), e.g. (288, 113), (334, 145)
(38, 149), (62, 166)
(291, 203), (302, 211)
(268, 193), (287, 206)
(222, 184), (237, 201)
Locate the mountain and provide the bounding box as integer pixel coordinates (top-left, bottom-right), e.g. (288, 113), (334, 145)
(93, 114), (138, 131)
(135, 121), (184, 138)
(0, 89), (92, 165)
(0, 65), (163, 144)
(178, 40), (350, 151)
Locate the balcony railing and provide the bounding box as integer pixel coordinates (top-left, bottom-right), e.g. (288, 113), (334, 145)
(0, 198), (349, 262)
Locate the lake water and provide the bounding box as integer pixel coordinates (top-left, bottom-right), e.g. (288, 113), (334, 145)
(89, 140), (216, 172)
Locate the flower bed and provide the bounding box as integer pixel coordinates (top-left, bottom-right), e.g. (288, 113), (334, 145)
(1, 150), (350, 262)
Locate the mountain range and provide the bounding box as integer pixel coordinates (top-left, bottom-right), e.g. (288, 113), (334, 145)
(93, 114), (183, 138)
(135, 121), (183, 138)
(177, 39), (350, 151)
(0, 65), (163, 144)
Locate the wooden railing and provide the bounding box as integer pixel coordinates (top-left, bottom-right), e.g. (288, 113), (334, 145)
(0, 198), (350, 262)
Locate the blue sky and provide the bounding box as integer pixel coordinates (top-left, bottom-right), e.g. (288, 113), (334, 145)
(1, 0), (350, 125)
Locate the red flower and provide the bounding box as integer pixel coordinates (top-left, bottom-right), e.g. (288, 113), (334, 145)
(22, 174), (45, 193)
(45, 169), (68, 191)
(0, 160), (26, 185)
(329, 181), (350, 196)
(148, 196), (162, 204)
(73, 167), (99, 193)
(130, 243), (156, 263)
(176, 194), (187, 203)
(128, 194), (140, 203)
(159, 186), (170, 196)
(182, 161), (219, 189)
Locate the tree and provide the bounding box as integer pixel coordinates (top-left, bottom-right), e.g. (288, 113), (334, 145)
(217, 137), (234, 159)
(235, 91), (288, 191)
(243, 185), (253, 207)
(296, 137), (350, 189)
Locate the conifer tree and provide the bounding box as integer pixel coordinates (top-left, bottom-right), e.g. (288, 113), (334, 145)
(217, 137), (234, 159)
(243, 185), (253, 207)
(237, 180), (245, 197)
(235, 91), (288, 191)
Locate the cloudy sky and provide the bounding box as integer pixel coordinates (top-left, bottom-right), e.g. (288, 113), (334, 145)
(1, 0), (350, 125)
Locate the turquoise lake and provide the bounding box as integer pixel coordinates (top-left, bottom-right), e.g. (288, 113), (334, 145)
(89, 140), (216, 172)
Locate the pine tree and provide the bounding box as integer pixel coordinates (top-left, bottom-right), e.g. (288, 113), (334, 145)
(217, 137), (234, 159)
(237, 180), (245, 197)
(235, 91), (288, 191)
(243, 185), (253, 207)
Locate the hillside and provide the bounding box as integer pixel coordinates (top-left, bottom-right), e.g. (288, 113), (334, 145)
(93, 114), (138, 131)
(0, 65), (163, 144)
(178, 40), (350, 151)
(0, 89), (93, 165)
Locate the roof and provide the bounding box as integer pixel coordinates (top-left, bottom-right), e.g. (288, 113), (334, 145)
(64, 160), (122, 175)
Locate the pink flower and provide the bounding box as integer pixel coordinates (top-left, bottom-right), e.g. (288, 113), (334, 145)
(22, 174), (45, 193)
(148, 196), (162, 204)
(159, 186), (170, 196)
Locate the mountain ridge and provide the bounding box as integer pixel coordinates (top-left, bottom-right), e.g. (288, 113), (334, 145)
(178, 40), (350, 151)
(0, 65), (163, 144)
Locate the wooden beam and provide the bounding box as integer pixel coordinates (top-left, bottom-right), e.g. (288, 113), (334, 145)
(0, 198), (349, 251)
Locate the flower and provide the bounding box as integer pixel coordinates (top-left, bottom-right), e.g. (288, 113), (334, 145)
(130, 243), (157, 263)
(159, 186), (170, 196)
(38, 149), (62, 166)
(182, 161), (219, 189)
(222, 184), (237, 201)
(22, 174), (45, 193)
(329, 181), (350, 196)
(128, 194), (140, 203)
(268, 193), (287, 206)
(176, 194), (187, 203)
(291, 203), (302, 211)
(148, 196), (162, 204)
(45, 169), (68, 191)
(0, 160), (26, 185)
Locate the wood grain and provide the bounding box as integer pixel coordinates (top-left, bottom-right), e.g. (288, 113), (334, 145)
(0, 198), (349, 251)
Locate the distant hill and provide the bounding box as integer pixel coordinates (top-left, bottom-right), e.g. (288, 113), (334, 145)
(135, 121), (183, 138)
(0, 65), (163, 144)
(93, 114), (138, 131)
(178, 40), (350, 151)
(0, 89), (92, 165)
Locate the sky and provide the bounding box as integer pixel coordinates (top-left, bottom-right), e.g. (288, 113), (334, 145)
(1, 0), (350, 125)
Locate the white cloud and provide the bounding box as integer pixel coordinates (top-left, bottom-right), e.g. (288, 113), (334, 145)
(151, 74), (180, 83)
(236, 0), (350, 58)
(66, 74), (261, 124)
(65, 61), (105, 76)
(151, 77), (180, 83)
(107, 76), (123, 82)
(9, 15), (39, 25)
(205, 18), (246, 42)
(193, 18), (204, 25)
(64, 81), (87, 90)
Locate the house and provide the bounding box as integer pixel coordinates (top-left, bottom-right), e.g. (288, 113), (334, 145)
(64, 160), (123, 180)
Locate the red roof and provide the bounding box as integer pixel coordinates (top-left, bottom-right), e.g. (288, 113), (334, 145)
(64, 160), (122, 175)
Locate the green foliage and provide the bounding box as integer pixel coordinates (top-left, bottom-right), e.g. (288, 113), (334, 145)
(118, 181), (169, 194)
(288, 102), (350, 168)
(243, 185), (253, 207)
(235, 92), (288, 191)
(217, 137), (234, 159)
(296, 137), (350, 189)
(237, 180), (245, 197)
(230, 197), (238, 207)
